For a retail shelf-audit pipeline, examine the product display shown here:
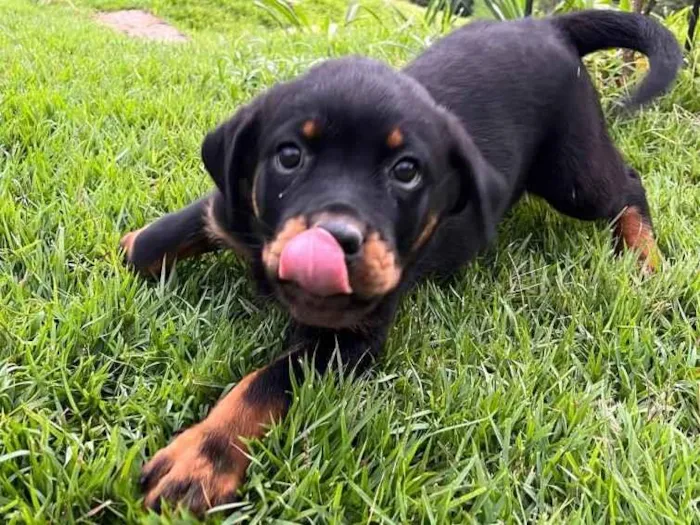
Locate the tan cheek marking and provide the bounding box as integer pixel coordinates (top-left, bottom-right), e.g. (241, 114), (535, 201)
(412, 214), (438, 252)
(262, 216), (308, 272)
(251, 173), (261, 219)
(387, 127), (403, 149)
(615, 206), (661, 273)
(302, 120), (319, 139)
(203, 196), (251, 259)
(352, 232), (402, 296)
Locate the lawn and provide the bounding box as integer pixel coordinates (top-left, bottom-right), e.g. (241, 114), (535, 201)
(1, 0), (699, 522)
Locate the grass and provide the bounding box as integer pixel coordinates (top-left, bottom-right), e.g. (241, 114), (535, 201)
(1, 0), (699, 522)
(69, 0), (426, 33)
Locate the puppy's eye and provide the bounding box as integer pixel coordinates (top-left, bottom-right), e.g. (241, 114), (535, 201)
(390, 158), (422, 190)
(275, 144), (303, 172)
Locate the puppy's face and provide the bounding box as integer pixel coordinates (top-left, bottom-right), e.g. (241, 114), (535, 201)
(202, 58), (505, 328)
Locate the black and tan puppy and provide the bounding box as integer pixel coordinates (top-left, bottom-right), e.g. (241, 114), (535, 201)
(122, 11), (681, 514)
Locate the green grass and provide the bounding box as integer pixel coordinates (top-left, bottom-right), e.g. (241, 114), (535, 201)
(70, 0), (426, 33)
(1, 0), (699, 522)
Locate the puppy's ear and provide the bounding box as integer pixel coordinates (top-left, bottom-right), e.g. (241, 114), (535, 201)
(201, 102), (260, 206)
(443, 111), (509, 245)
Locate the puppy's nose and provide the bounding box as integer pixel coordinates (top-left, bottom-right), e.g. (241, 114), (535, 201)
(316, 219), (364, 256)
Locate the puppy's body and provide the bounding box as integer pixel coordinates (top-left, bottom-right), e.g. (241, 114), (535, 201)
(122, 11), (681, 514)
(405, 12), (679, 277)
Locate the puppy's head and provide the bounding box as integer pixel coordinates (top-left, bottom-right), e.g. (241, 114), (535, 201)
(202, 57), (506, 329)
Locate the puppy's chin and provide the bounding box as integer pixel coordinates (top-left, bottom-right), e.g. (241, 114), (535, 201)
(275, 281), (381, 329)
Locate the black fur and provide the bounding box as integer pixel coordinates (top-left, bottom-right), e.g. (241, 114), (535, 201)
(199, 432), (238, 474)
(553, 11), (682, 111)
(127, 11), (681, 512)
(139, 456), (172, 492)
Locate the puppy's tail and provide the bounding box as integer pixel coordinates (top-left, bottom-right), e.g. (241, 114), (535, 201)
(553, 10), (682, 113)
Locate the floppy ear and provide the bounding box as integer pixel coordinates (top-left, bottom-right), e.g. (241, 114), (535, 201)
(442, 111), (510, 245)
(201, 102), (260, 209)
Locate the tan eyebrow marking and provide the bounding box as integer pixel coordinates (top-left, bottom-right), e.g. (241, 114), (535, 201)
(387, 127), (404, 149)
(302, 120), (319, 139)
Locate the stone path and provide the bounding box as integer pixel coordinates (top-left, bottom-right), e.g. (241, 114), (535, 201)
(95, 10), (187, 42)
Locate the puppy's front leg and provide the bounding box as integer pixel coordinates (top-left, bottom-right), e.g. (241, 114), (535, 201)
(120, 191), (248, 276)
(140, 299), (396, 515)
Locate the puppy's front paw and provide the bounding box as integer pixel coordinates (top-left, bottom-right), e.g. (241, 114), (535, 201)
(140, 425), (243, 515)
(120, 228), (143, 262)
(140, 367), (287, 515)
(119, 227), (163, 276)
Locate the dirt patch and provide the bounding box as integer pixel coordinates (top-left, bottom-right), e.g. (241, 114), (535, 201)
(96, 10), (188, 42)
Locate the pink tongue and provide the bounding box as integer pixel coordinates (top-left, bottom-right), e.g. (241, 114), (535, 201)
(279, 227), (352, 296)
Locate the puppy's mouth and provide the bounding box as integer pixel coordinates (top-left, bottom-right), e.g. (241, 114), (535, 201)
(279, 227), (354, 297)
(262, 216), (402, 328)
(275, 281), (379, 329)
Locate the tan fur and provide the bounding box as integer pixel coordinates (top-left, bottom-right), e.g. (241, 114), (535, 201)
(353, 232), (402, 296)
(386, 127), (404, 149)
(412, 214), (438, 251)
(251, 173), (261, 219)
(262, 216), (402, 297)
(143, 427), (240, 510)
(302, 120), (319, 139)
(614, 206), (661, 272)
(119, 227), (144, 258)
(119, 226), (164, 276)
(142, 368), (286, 510)
(262, 216), (308, 272)
(203, 196), (251, 259)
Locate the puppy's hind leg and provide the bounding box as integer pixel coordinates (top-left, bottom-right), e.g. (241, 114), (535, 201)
(525, 65), (663, 273)
(528, 150), (661, 273)
(609, 167), (661, 273)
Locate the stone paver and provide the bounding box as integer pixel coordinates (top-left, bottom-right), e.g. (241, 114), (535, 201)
(96, 10), (187, 42)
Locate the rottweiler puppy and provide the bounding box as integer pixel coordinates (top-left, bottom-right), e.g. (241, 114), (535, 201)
(121, 10), (682, 514)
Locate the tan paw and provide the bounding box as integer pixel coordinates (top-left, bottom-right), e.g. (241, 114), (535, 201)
(119, 227), (164, 276)
(119, 228), (144, 261)
(140, 425), (244, 515)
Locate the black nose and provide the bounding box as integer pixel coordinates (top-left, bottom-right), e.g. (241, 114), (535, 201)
(317, 220), (364, 256)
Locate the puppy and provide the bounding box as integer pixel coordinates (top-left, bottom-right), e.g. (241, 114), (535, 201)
(121, 10), (681, 514)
